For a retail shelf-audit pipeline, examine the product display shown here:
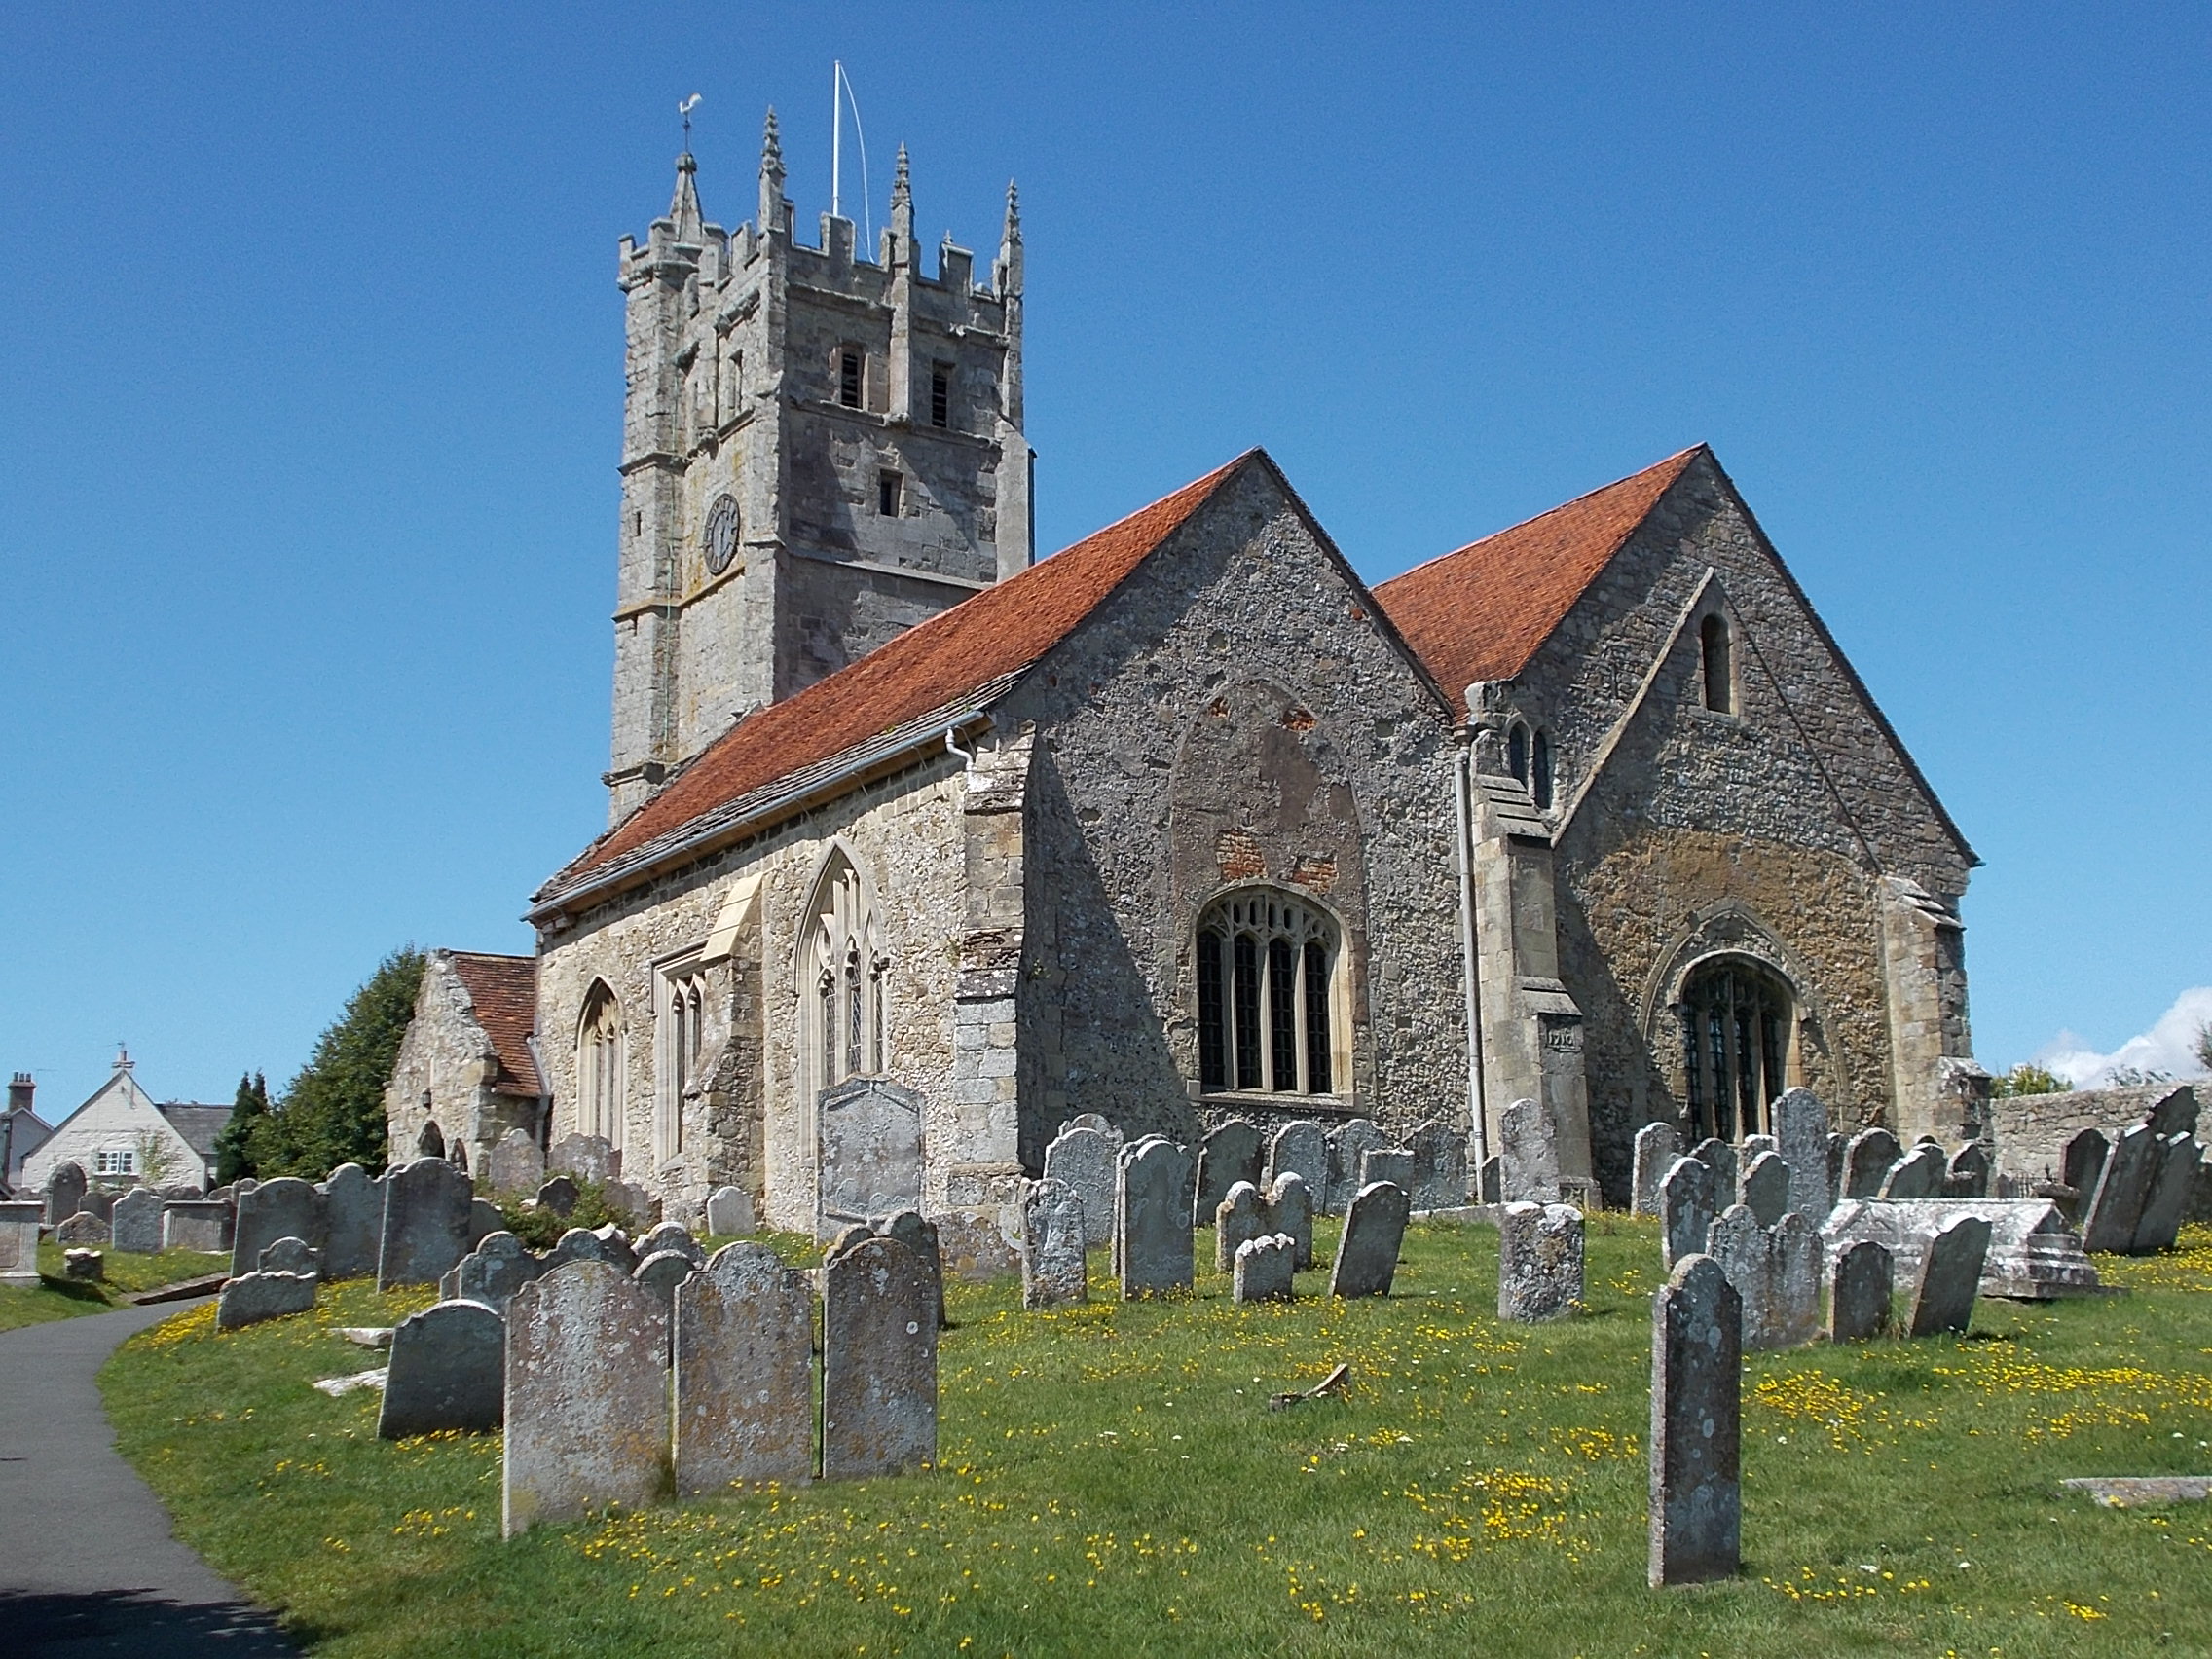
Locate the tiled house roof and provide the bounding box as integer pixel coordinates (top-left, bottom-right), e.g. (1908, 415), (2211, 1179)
(447, 952), (541, 1097)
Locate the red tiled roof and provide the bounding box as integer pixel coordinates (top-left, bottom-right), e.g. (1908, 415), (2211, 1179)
(1373, 447), (1704, 718)
(447, 952), (541, 1097)
(563, 452), (1254, 883)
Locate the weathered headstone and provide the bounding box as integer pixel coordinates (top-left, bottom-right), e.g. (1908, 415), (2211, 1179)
(319, 1163), (382, 1279)
(1741, 1153), (1790, 1229)
(877, 1211), (947, 1331)
(1878, 1143), (1946, 1201)
(108, 1187), (164, 1254)
(1822, 1198), (2101, 1301)
(1328, 1180), (1411, 1299)
(1741, 1134), (1778, 1162)
(704, 1184), (754, 1237)
(1214, 1181), (1266, 1272)
(1020, 1179), (1088, 1309)
(1477, 1154), (1503, 1203)
(502, 1261), (670, 1535)
(1631, 1122), (1680, 1217)
(1266, 1170), (1315, 1270)
(1659, 1155), (1715, 1271)
(1499, 1097), (1562, 1204)
(1265, 1120), (1329, 1201)
(674, 1242), (816, 1493)
(445, 1232), (543, 1313)
(932, 1208), (1018, 1283)
(1060, 1112), (1113, 1136)
(1325, 1119), (1388, 1215)
(1689, 1137), (1738, 1208)
(1906, 1214), (1992, 1337)
(217, 1270), (316, 1330)
(1117, 1138), (1194, 1299)
(536, 1174), (580, 1219)
(1196, 1120), (1266, 1226)
(638, 1221), (706, 1267)
(232, 1176), (325, 1280)
(1707, 1205), (1820, 1349)
(1826, 1238), (1893, 1342)
(1771, 1088), (1832, 1218)
(546, 1133), (617, 1184)
(62, 1248), (103, 1280)
(545, 1224), (638, 1277)
(1360, 1147), (1416, 1193)
(820, 1235), (938, 1481)
(78, 1189), (118, 1224)
(1044, 1124), (1118, 1249)
(54, 1211), (108, 1245)
(1648, 1254), (1741, 1587)
(0, 1201), (43, 1284)
(378, 1158), (476, 1289)
(259, 1235), (320, 1276)
(161, 1199), (231, 1253)
(1498, 1201), (1584, 1322)
(634, 1249), (697, 1328)
(2082, 1124), (2158, 1253)
(818, 1076), (926, 1232)
(1825, 1133), (1848, 1208)
(486, 1129), (543, 1196)
(2143, 1084), (2199, 1139)
(1409, 1119), (1469, 1210)
(1233, 1233), (1296, 1304)
(1942, 1140), (1991, 1199)
(1843, 1126), (1902, 1199)
(379, 1300), (504, 1438)
(469, 1196), (505, 1245)
(2059, 1128), (2108, 1223)
(43, 1162), (87, 1227)
(2132, 1134), (2202, 1254)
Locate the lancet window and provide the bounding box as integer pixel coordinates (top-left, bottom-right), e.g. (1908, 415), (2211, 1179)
(576, 980), (626, 1150)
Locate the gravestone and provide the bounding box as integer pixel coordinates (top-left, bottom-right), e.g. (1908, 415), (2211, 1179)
(259, 1235), (320, 1276)
(634, 1249), (698, 1329)
(1498, 1201), (1584, 1322)
(1499, 1098), (1562, 1204)
(1477, 1155), (1503, 1204)
(2082, 1124), (2158, 1253)
(821, 1235), (938, 1480)
(596, 1180), (657, 1230)
(1361, 1148), (1416, 1193)
(1266, 1120), (1329, 1202)
(1648, 1254), (1741, 1587)
(0, 1201), (43, 1285)
(1826, 1133), (1848, 1209)
(62, 1248), (102, 1280)
(877, 1211), (947, 1331)
(1329, 1181), (1411, 1299)
(1266, 1170), (1315, 1270)
(319, 1163), (382, 1279)
(2132, 1134), (2202, 1254)
(1740, 1152), (1790, 1228)
(1822, 1198), (2101, 1301)
(216, 1270), (316, 1330)
(79, 1190), (118, 1224)
(378, 1158), (476, 1289)
(2143, 1084), (2199, 1138)
(503, 1261), (670, 1536)
(379, 1300), (504, 1438)
(704, 1185), (754, 1237)
(547, 1133), (617, 1184)
(638, 1222), (706, 1268)
(54, 1211), (108, 1245)
(818, 1077), (926, 1232)
(1826, 1238), (1893, 1342)
(1907, 1214), (1992, 1337)
(232, 1176), (325, 1281)
(445, 1232), (543, 1314)
(1741, 1134), (1778, 1162)
(1020, 1179), (1088, 1309)
(1044, 1124), (1118, 1249)
(1772, 1088), (1833, 1218)
(465, 1196), (503, 1247)
(109, 1187), (164, 1253)
(1631, 1122), (1680, 1217)
(1214, 1181), (1267, 1273)
(1877, 1143), (1946, 1201)
(1060, 1112), (1113, 1135)
(1409, 1119), (1469, 1210)
(1659, 1155), (1716, 1271)
(486, 1129), (543, 1196)
(161, 1199), (231, 1253)
(1325, 1119), (1389, 1215)
(1117, 1138), (1195, 1299)
(1689, 1138), (1738, 1208)
(536, 1175), (580, 1219)
(1233, 1233), (1296, 1304)
(1707, 1205), (1820, 1350)
(1943, 1141), (1993, 1199)
(545, 1225), (638, 1277)
(674, 1242), (816, 1493)
(1196, 1120), (1266, 1226)
(43, 1162), (87, 1227)
(1843, 1127), (1902, 1199)
(932, 1209), (1019, 1284)
(2059, 1128), (2108, 1222)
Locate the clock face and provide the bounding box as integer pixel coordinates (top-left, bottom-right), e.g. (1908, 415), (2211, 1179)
(704, 493), (741, 575)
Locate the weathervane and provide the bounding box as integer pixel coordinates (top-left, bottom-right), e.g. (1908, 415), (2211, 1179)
(679, 92), (702, 153)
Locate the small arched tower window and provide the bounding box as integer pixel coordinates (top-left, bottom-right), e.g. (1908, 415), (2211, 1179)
(577, 980), (626, 1152)
(1531, 729), (1554, 810)
(1701, 613), (1734, 714)
(1507, 722), (1530, 790)
(1195, 890), (1341, 1097)
(800, 849), (886, 1106)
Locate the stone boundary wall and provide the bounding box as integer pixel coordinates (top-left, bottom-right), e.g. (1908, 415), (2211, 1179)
(1988, 1083), (2197, 1185)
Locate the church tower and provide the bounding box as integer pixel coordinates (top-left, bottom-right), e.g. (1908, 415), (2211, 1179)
(606, 113), (1034, 823)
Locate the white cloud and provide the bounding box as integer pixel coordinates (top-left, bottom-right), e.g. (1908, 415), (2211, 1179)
(2032, 986), (2212, 1088)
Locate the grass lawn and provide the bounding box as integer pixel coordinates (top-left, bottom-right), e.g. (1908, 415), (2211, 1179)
(0, 1243), (231, 1330)
(100, 1217), (2212, 1657)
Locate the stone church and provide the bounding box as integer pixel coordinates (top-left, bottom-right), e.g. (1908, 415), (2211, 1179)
(503, 117), (1982, 1233)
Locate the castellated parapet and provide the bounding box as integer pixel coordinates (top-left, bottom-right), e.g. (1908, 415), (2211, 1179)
(608, 112), (1033, 823)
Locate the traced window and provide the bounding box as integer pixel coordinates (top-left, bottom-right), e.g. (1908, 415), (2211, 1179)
(1195, 890), (1341, 1096)
(577, 979), (626, 1150)
(95, 1148), (135, 1177)
(1532, 729), (1554, 810)
(800, 849), (887, 1106)
(930, 363), (951, 428)
(658, 961), (708, 1162)
(837, 346), (864, 409)
(878, 470), (903, 516)
(1701, 613), (1734, 714)
(1679, 957), (1791, 1142)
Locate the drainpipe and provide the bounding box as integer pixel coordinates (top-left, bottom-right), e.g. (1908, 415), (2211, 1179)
(1453, 733), (1488, 1169)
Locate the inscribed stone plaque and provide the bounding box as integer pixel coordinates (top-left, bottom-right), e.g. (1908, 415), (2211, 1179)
(503, 1261), (669, 1536)
(1740, 1153), (1790, 1229)
(54, 1211), (108, 1245)
(1266, 1170), (1315, 1270)
(1409, 1119), (1469, 1210)
(379, 1299), (504, 1438)
(1826, 1238), (1893, 1343)
(1631, 1123), (1680, 1217)
(1878, 1143), (1946, 1201)
(44, 1163), (87, 1227)
(1499, 1098), (1562, 1205)
(1196, 1120), (1265, 1226)
(0, 1201), (43, 1283)
(1498, 1201), (1584, 1323)
(1772, 1088), (1832, 1218)
(1659, 1156), (1715, 1271)
(379, 1158), (476, 1289)
(547, 1133), (617, 1184)
(821, 1236), (938, 1481)
(216, 1270), (316, 1331)
(161, 1199), (231, 1253)
(1329, 1180), (1411, 1299)
(704, 1185), (754, 1237)
(109, 1187), (164, 1254)
(1214, 1181), (1266, 1273)
(818, 1077), (925, 1232)
(1943, 1140), (1992, 1199)
(486, 1129), (544, 1196)
(1117, 1138), (1194, 1299)
(1325, 1120), (1388, 1215)
(1907, 1214), (1991, 1337)
(1648, 1254), (1741, 1587)
(1233, 1233), (1296, 1304)
(449, 1232), (543, 1314)
(2082, 1124), (2157, 1253)
(319, 1163), (382, 1279)
(675, 1242), (816, 1493)
(232, 1177), (325, 1281)
(2131, 1134), (2201, 1254)
(1044, 1125), (1117, 1248)
(1021, 1179), (1088, 1309)
(1843, 1127), (1902, 1199)
(1266, 1121), (1329, 1203)
(1689, 1138), (1737, 1209)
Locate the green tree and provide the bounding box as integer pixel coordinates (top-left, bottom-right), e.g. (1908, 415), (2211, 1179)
(212, 1071), (270, 1185)
(1989, 1062), (2071, 1098)
(250, 947), (424, 1179)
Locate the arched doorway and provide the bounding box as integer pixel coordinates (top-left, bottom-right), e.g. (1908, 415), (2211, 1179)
(1677, 957), (1793, 1142)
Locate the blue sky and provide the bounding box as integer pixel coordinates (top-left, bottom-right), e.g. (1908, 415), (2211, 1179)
(2, 3), (2205, 1118)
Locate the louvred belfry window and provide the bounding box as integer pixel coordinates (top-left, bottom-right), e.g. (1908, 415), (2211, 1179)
(1195, 891), (1342, 1097)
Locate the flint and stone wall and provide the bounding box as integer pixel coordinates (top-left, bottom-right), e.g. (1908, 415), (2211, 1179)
(1988, 1084), (2197, 1184)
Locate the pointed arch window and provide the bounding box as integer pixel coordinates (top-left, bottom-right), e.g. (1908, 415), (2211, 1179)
(800, 849), (887, 1106)
(1701, 613), (1734, 714)
(657, 957), (709, 1162)
(1195, 891), (1342, 1097)
(576, 981), (626, 1151)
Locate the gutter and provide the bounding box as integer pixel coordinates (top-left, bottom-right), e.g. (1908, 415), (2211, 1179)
(1453, 734), (1488, 1168)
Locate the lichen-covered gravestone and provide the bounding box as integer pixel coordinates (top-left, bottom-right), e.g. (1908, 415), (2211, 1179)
(536, 1175), (580, 1219)
(319, 1163), (382, 1279)
(217, 1269), (316, 1330)
(503, 1260), (669, 1536)
(1020, 1179), (1088, 1309)
(379, 1158), (476, 1289)
(108, 1187), (164, 1253)
(444, 1232), (543, 1314)
(1943, 1141), (1992, 1199)
(818, 1077), (926, 1232)
(1214, 1181), (1267, 1273)
(1409, 1119), (1469, 1210)
(379, 1300), (504, 1438)
(821, 1235), (938, 1481)
(1772, 1088), (1833, 1218)
(1265, 1120), (1328, 1202)
(1266, 1170), (1315, 1270)
(1826, 1238), (1893, 1342)
(2082, 1124), (2158, 1253)
(1328, 1181), (1411, 1299)
(1497, 1201), (1584, 1322)
(1325, 1120), (1388, 1216)
(637, 1222), (706, 1267)
(1631, 1123), (1680, 1217)
(1196, 1120), (1265, 1227)
(1499, 1098), (1562, 1204)
(2133, 1134), (2203, 1254)
(704, 1185), (754, 1237)
(1907, 1214), (1992, 1337)
(1659, 1156), (1715, 1271)
(675, 1242), (815, 1493)
(547, 1133), (617, 1184)
(1740, 1153), (1790, 1229)
(1843, 1127), (1902, 1200)
(161, 1199), (231, 1253)
(2059, 1129), (2108, 1223)
(1689, 1138), (1737, 1209)
(79, 1190), (118, 1224)
(875, 1211), (947, 1332)
(54, 1211), (109, 1245)
(1707, 1205), (1820, 1349)
(259, 1235), (320, 1276)
(1648, 1254), (1741, 1587)
(1360, 1148), (1416, 1193)
(232, 1177), (325, 1281)
(44, 1162), (87, 1227)
(1117, 1138), (1194, 1299)
(1233, 1233), (1296, 1304)
(0, 1201), (42, 1285)
(634, 1249), (698, 1327)
(1043, 1124), (1117, 1249)
(486, 1128), (543, 1196)
(1878, 1143), (1947, 1201)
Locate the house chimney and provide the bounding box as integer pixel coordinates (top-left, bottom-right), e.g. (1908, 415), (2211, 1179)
(6, 1073), (30, 1116)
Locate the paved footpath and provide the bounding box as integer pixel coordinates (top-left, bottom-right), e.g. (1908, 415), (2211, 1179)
(0, 1300), (299, 1656)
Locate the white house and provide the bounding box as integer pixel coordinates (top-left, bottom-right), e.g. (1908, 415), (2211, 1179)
(17, 1050), (230, 1193)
